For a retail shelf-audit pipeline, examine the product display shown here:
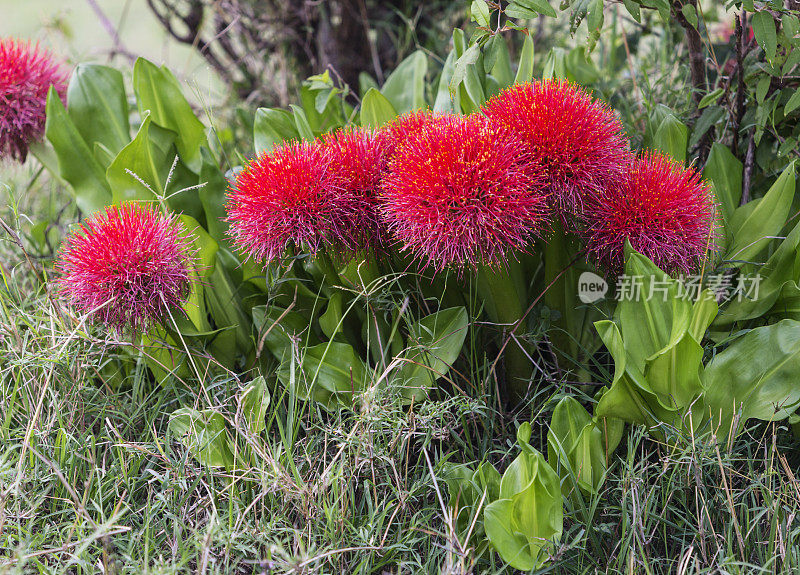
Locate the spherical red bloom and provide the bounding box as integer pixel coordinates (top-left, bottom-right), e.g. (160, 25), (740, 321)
(56, 204), (195, 332)
(583, 153), (717, 275)
(381, 110), (447, 159)
(380, 114), (550, 270)
(320, 127), (389, 251)
(0, 38), (67, 162)
(227, 140), (366, 263)
(483, 80), (631, 217)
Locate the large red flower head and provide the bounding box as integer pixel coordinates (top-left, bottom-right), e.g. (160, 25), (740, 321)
(227, 140), (367, 263)
(380, 114), (549, 270)
(320, 127), (389, 251)
(381, 110), (447, 159)
(0, 39), (67, 162)
(583, 153), (717, 275)
(56, 204), (195, 332)
(483, 80), (631, 217)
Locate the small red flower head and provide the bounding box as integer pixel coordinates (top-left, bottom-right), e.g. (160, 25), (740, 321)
(0, 39), (67, 162)
(380, 114), (549, 270)
(583, 153), (717, 275)
(483, 80), (631, 217)
(56, 204), (195, 332)
(227, 140), (365, 263)
(320, 127), (389, 251)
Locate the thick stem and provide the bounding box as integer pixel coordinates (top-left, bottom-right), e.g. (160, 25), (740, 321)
(477, 260), (534, 404)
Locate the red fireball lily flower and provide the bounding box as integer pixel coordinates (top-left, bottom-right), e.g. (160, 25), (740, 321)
(583, 153), (717, 275)
(227, 140), (366, 263)
(381, 110), (446, 159)
(380, 114), (549, 270)
(0, 38), (67, 162)
(320, 127), (389, 251)
(483, 80), (631, 217)
(56, 204), (195, 332)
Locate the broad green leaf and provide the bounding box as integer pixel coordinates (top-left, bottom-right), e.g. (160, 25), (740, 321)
(471, 0), (491, 26)
(133, 58), (206, 171)
(514, 33), (535, 85)
(507, 0), (557, 19)
(252, 304), (320, 361)
(381, 50), (428, 114)
(44, 87), (112, 214)
(360, 88), (398, 128)
(489, 35), (514, 89)
(254, 107), (298, 154)
(450, 44), (481, 99)
(204, 264), (254, 362)
(240, 376), (270, 434)
(725, 163), (795, 264)
(689, 105), (724, 149)
(106, 113), (175, 204)
(698, 88), (724, 109)
(715, 218), (800, 326)
(785, 89), (800, 115)
(319, 292), (344, 339)
(653, 114), (688, 164)
(168, 407), (235, 469)
(177, 215), (217, 333)
(752, 11), (778, 63)
(703, 143), (742, 223)
(704, 320), (800, 437)
(396, 307), (468, 401)
(198, 148), (229, 244)
(289, 105), (315, 141)
(485, 499), (533, 570)
(644, 332), (704, 410)
(434, 48), (460, 113)
(278, 342), (368, 407)
(67, 64), (130, 159)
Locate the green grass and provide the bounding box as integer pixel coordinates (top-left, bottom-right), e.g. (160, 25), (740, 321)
(2, 178), (800, 574)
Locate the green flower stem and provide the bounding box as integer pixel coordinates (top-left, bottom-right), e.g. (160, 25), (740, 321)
(477, 260), (535, 404)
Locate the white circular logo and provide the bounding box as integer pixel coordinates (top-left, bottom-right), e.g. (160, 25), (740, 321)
(578, 271), (608, 303)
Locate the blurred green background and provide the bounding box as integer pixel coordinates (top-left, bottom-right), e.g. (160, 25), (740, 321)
(0, 0), (221, 97)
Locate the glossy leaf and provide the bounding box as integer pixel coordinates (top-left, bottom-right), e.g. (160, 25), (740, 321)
(360, 88), (398, 128)
(66, 64), (130, 159)
(724, 163), (795, 264)
(168, 407), (235, 469)
(254, 107), (299, 154)
(653, 113), (688, 164)
(381, 50), (428, 114)
(514, 33), (535, 85)
(133, 58), (206, 170)
(396, 307), (469, 401)
(240, 376), (270, 434)
(44, 87), (112, 214)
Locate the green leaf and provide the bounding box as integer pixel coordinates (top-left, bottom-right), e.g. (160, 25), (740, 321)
(680, 4), (697, 29)
(752, 11), (778, 63)
(177, 215), (217, 333)
(397, 307), (469, 401)
(381, 50), (428, 114)
(319, 292), (344, 339)
(289, 105), (315, 141)
(168, 407), (234, 469)
(704, 320), (800, 437)
(278, 342), (368, 407)
(471, 0), (491, 27)
(66, 64), (130, 160)
(785, 89), (800, 115)
(488, 35), (514, 90)
(715, 218), (800, 326)
(198, 148), (229, 244)
(254, 107), (299, 155)
(587, 0), (604, 32)
(44, 87), (112, 214)
(689, 105), (724, 149)
(698, 88), (724, 109)
(507, 0), (557, 19)
(240, 376), (270, 434)
(133, 58), (206, 171)
(360, 88), (398, 128)
(106, 113), (175, 204)
(514, 33), (535, 85)
(703, 143), (743, 224)
(434, 48), (460, 113)
(450, 44), (481, 99)
(653, 113), (688, 164)
(725, 163), (795, 264)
